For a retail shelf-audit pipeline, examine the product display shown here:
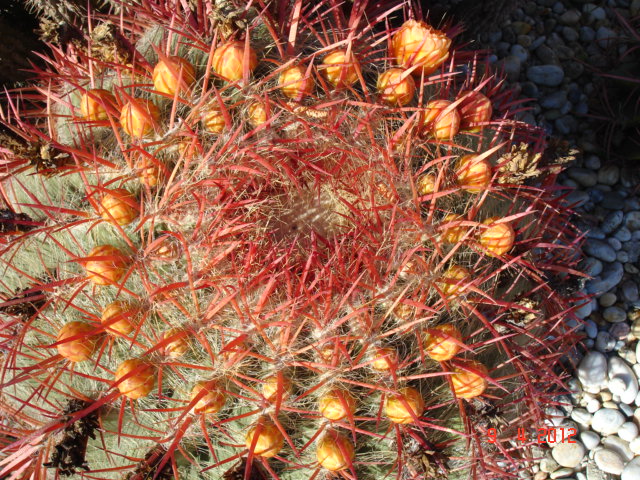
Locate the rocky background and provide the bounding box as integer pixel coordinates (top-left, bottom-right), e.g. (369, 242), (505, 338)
(1, 1), (639, 479)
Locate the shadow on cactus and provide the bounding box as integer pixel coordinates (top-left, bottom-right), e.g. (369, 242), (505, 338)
(0, 1), (584, 479)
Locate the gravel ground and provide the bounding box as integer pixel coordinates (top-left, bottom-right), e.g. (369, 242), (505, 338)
(445, 0), (640, 479)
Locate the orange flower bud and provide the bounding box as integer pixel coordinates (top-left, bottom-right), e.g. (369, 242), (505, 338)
(101, 300), (140, 336)
(202, 104), (226, 133)
(455, 155), (492, 193)
(246, 419), (284, 458)
(391, 20), (451, 76)
(80, 89), (117, 121)
(114, 359), (156, 399)
(152, 56), (196, 96)
(479, 218), (515, 256)
(321, 50), (359, 88)
(317, 431), (355, 471)
(319, 388), (356, 421)
(99, 188), (139, 226)
(416, 173), (437, 195)
(161, 328), (190, 358)
(278, 64), (314, 100)
(120, 98), (161, 138)
(135, 156), (165, 188)
(424, 324), (462, 361)
(247, 100), (268, 127)
(190, 381), (226, 414)
(371, 347), (398, 371)
(440, 214), (467, 244)
(384, 386), (424, 424)
(56, 321), (98, 362)
(437, 264), (470, 298)
(377, 68), (416, 106)
(457, 90), (492, 132)
(212, 41), (258, 82)
(262, 373), (293, 402)
(422, 99), (460, 140)
(451, 360), (488, 399)
(85, 245), (129, 286)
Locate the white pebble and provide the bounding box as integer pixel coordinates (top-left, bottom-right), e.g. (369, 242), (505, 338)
(618, 422), (638, 442)
(591, 408), (625, 435)
(586, 398), (601, 413)
(594, 448), (624, 475)
(580, 431), (600, 450)
(602, 435), (634, 461)
(571, 408), (592, 426)
(629, 437), (640, 455)
(551, 441), (585, 468)
(622, 457), (640, 480)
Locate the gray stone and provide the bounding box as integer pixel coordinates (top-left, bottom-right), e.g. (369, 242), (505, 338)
(621, 280), (639, 302)
(575, 298), (594, 319)
(603, 306), (626, 323)
(584, 155), (601, 170)
(591, 408), (625, 434)
(586, 262), (623, 295)
(586, 227), (606, 240)
(500, 55), (522, 82)
(551, 441), (585, 468)
(568, 167), (597, 187)
(601, 211), (623, 234)
(562, 27), (579, 43)
(566, 190), (589, 208)
(596, 26), (617, 49)
(599, 292), (617, 307)
(527, 65), (564, 86)
(593, 449), (624, 475)
(597, 165), (620, 186)
(577, 351), (608, 388)
(510, 44), (529, 63)
(607, 237), (622, 251)
(600, 192), (625, 210)
(585, 5), (606, 22)
(584, 240), (616, 262)
(609, 322), (630, 340)
(580, 431), (600, 450)
(542, 91), (569, 110)
(625, 211), (640, 230)
(614, 227), (631, 242)
(580, 26), (596, 42)
(596, 331), (615, 352)
(618, 422), (638, 442)
(622, 457), (640, 480)
(560, 10), (581, 25)
(585, 320), (598, 339)
(555, 116), (577, 134)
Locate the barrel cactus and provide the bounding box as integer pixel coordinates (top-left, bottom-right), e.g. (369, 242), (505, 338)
(0, 1), (582, 479)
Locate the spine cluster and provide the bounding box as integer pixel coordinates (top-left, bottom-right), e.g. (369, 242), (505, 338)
(0, 1), (582, 479)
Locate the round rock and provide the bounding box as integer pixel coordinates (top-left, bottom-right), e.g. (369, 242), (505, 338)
(577, 351), (608, 388)
(579, 431), (600, 450)
(527, 65), (564, 86)
(551, 441), (585, 468)
(603, 306), (627, 323)
(618, 422), (639, 442)
(622, 457), (640, 480)
(594, 448), (624, 475)
(591, 408), (625, 435)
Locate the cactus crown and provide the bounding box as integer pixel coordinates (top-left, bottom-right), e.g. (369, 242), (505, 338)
(0, 1), (581, 479)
